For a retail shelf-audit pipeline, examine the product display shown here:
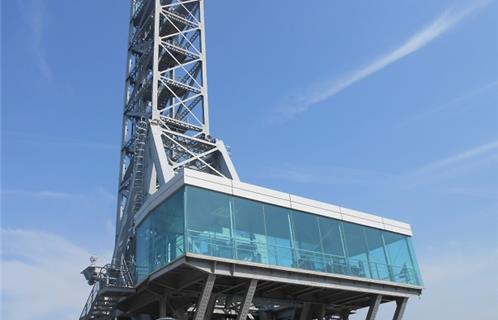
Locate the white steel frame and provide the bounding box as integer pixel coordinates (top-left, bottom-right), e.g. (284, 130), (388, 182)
(113, 0), (239, 265)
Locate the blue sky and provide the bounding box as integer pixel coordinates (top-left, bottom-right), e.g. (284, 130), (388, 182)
(1, 0), (497, 319)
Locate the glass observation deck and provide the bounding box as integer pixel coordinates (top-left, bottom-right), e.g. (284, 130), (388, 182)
(135, 186), (423, 286)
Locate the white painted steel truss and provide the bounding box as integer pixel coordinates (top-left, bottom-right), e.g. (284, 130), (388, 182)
(114, 0), (239, 265)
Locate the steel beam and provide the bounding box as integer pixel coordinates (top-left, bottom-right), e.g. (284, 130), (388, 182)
(365, 295), (382, 320)
(193, 274), (216, 320)
(203, 295), (217, 320)
(236, 279), (258, 320)
(392, 297), (408, 320)
(339, 310), (350, 320)
(159, 295), (167, 318)
(299, 303), (311, 320)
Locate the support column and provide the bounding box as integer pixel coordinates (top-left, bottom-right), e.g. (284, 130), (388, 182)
(365, 295), (382, 320)
(203, 295), (218, 320)
(236, 279), (258, 320)
(392, 297), (408, 320)
(299, 303), (312, 320)
(159, 295), (167, 318)
(259, 311), (275, 320)
(339, 310), (350, 320)
(194, 274), (216, 320)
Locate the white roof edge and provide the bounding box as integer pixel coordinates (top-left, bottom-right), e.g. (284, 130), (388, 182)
(135, 168), (414, 236)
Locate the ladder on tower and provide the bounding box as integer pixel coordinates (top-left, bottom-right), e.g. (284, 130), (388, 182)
(131, 119), (148, 214)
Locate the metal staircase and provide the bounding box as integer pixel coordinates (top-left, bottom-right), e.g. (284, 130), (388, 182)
(79, 263), (135, 320)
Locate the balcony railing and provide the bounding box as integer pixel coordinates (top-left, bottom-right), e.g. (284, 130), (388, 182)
(186, 230), (420, 286)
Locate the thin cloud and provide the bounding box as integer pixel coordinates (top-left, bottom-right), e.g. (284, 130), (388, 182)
(275, 0), (491, 120)
(269, 139), (498, 189)
(269, 165), (396, 188)
(1, 189), (80, 200)
(1, 229), (111, 320)
(3, 131), (118, 151)
(408, 139), (498, 182)
(397, 79), (498, 127)
(16, 0), (53, 80)
(444, 186), (498, 199)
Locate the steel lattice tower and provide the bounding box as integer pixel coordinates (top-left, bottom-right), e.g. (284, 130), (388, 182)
(114, 0), (239, 266)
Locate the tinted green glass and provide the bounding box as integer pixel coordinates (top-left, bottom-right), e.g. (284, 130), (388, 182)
(406, 238), (423, 285)
(318, 217), (348, 274)
(232, 197), (267, 263)
(136, 185), (422, 286)
(383, 231), (417, 285)
(291, 211), (324, 271)
(135, 215), (151, 282)
(135, 189), (185, 282)
(185, 186), (233, 259)
(185, 186), (231, 236)
(364, 227), (390, 281)
(264, 204), (293, 268)
(342, 223), (371, 278)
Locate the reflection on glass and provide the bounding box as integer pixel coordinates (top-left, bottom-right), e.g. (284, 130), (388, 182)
(135, 186), (423, 286)
(135, 190), (184, 282)
(232, 197), (267, 263)
(264, 204), (294, 268)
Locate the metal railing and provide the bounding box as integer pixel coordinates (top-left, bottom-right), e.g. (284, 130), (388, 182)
(186, 230), (421, 286)
(80, 280), (101, 319)
(79, 263), (135, 319)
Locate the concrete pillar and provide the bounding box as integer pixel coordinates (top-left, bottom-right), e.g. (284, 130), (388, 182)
(392, 298), (408, 320)
(365, 295), (382, 320)
(193, 274), (216, 320)
(236, 279), (258, 320)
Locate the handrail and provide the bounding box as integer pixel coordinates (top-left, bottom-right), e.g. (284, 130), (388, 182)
(80, 281), (100, 319)
(79, 263), (135, 319)
(186, 230), (420, 285)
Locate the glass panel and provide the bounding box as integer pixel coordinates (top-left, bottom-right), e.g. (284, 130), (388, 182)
(185, 186), (233, 259)
(364, 227), (390, 281)
(135, 188), (185, 283)
(291, 211), (324, 271)
(318, 217), (348, 275)
(406, 238), (423, 285)
(232, 197), (268, 263)
(383, 231), (418, 285)
(342, 222), (371, 278)
(264, 204), (293, 268)
(135, 215), (151, 282)
(170, 185), (422, 286)
(150, 189), (184, 268)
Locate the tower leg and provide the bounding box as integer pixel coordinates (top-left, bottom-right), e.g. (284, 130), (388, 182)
(194, 274), (216, 320)
(392, 297), (408, 320)
(236, 279), (258, 320)
(299, 303), (312, 320)
(365, 295), (382, 320)
(203, 295), (217, 320)
(159, 295), (167, 318)
(339, 310), (350, 320)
